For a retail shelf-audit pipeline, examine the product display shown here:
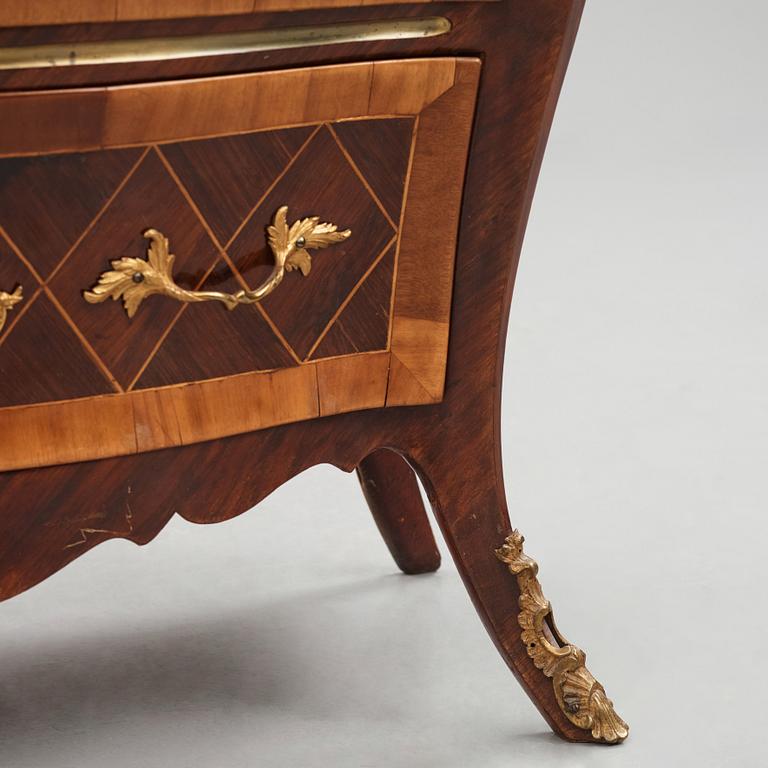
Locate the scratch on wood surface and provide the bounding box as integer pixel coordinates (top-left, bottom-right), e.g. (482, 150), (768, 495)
(64, 501), (134, 550)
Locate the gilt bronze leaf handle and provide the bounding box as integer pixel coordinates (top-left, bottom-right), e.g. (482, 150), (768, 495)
(83, 206), (351, 319)
(0, 285), (22, 333)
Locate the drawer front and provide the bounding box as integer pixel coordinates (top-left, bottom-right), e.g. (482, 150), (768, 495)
(0, 58), (479, 470)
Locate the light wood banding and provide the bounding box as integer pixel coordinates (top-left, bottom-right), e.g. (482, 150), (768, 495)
(0, 59), (457, 158)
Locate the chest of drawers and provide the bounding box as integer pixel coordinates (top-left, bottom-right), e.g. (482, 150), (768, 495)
(0, 0), (626, 745)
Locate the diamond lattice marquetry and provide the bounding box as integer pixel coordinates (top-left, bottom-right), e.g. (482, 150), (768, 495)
(162, 126), (314, 246)
(0, 293), (115, 407)
(228, 126), (396, 360)
(310, 242), (396, 360)
(0, 148), (143, 280)
(332, 118), (414, 224)
(134, 265), (297, 389)
(0, 225), (117, 406)
(48, 148), (222, 389)
(1, 116), (414, 405)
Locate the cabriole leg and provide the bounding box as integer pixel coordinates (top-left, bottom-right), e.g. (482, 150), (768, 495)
(356, 449), (441, 575)
(408, 427), (628, 744)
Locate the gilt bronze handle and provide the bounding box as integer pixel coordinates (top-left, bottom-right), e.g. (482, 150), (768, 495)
(0, 285), (22, 333)
(83, 206), (351, 318)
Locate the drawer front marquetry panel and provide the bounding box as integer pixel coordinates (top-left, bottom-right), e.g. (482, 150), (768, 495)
(0, 120), (406, 395)
(0, 58), (479, 471)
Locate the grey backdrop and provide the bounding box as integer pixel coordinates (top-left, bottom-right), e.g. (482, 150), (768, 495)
(1, 1), (764, 766)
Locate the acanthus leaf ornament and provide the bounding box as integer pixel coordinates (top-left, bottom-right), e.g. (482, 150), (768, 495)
(495, 530), (629, 744)
(0, 285), (23, 333)
(83, 206), (351, 318)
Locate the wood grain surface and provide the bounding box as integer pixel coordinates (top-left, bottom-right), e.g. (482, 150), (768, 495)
(0, 0), (497, 28)
(0, 59), (457, 157)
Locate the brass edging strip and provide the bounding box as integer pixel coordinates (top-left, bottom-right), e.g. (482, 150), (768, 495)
(0, 17), (451, 70)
